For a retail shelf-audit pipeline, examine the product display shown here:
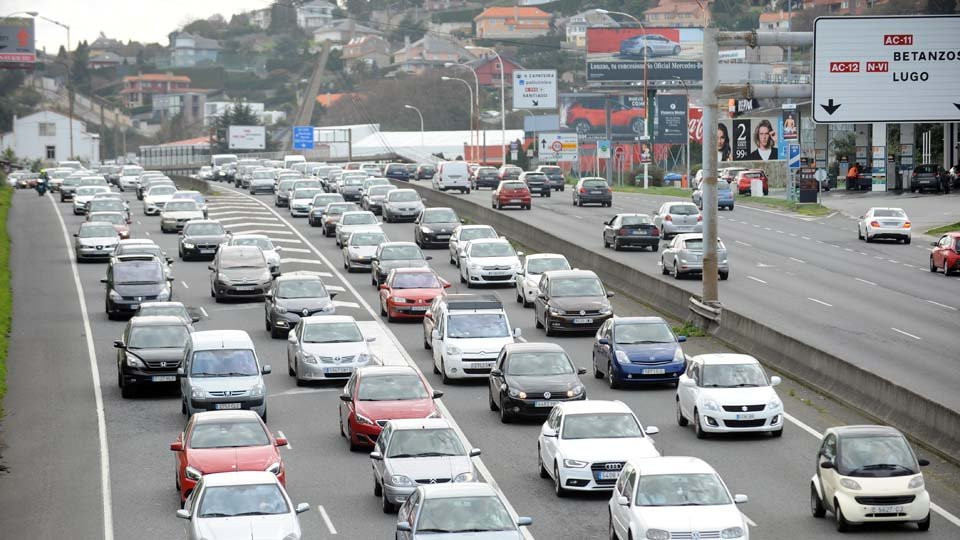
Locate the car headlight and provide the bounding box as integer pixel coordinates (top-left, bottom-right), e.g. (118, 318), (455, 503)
(507, 387), (527, 399)
(645, 530), (670, 540)
(701, 400), (720, 412)
(599, 306), (613, 315)
(356, 353), (372, 364)
(549, 307), (564, 316)
(721, 526), (745, 539)
(446, 346), (461, 355)
(391, 296), (408, 303)
(274, 305), (287, 314)
(265, 462), (282, 475)
(217, 273), (231, 283)
(249, 383), (265, 397)
(453, 472), (474, 482)
(469, 263), (482, 271)
(182, 242), (195, 249)
(389, 475), (416, 487)
(185, 466), (203, 481)
(355, 413), (375, 425)
(767, 398), (782, 410)
(125, 353), (144, 368)
(157, 289), (170, 301)
(563, 459), (588, 468)
(839, 478), (862, 490)
(673, 348), (685, 363)
(190, 387), (205, 399)
(615, 350), (631, 364)
(302, 353), (318, 365)
(425, 410), (441, 419)
(109, 290), (123, 301)
(421, 227), (432, 234)
(908, 475), (924, 489)
(321, 304), (335, 312)
(567, 385), (584, 397)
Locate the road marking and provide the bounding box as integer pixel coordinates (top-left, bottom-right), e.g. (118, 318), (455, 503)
(858, 252), (869, 256)
(802, 236), (811, 240)
(49, 195), (115, 540)
(807, 297), (833, 307)
(181, 280), (189, 289)
(844, 248), (854, 252)
(136, 220), (142, 225)
(742, 513), (758, 528)
(276, 430), (292, 450)
(763, 227), (772, 231)
(874, 256), (885, 260)
(789, 233), (797, 237)
(332, 300), (361, 309)
(227, 222), (289, 229)
(746, 275), (767, 284)
(281, 257), (324, 265)
(281, 247), (312, 254)
(926, 300), (957, 311)
(293, 270), (334, 278)
(144, 231), (150, 236)
(317, 505), (338, 535)
(855, 277), (877, 286)
(887, 259), (899, 264)
(271, 388), (338, 398)
(891, 327), (922, 340)
(326, 285), (345, 292)
(775, 230), (784, 234)
(199, 307), (208, 318)
(789, 257), (806, 264)
(903, 263), (916, 268)
(268, 238), (304, 244)
(734, 240), (752, 247)
(215, 216), (280, 223)
(573, 215), (584, 220)
(241, 229), (294, 235)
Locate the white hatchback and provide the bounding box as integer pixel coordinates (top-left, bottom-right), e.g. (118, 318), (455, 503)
(516, 253), (570, 307)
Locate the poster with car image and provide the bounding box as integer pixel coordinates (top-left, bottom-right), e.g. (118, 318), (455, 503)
(560, 94), (647, 138)
(586, 27), (704, 83)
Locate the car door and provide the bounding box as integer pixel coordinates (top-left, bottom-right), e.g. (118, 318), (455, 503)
(541, 407), (562, 470)
(490, 349), (507, 402)
(603, 217), (615, 244)
(653, 204), (666, 229)
(373, 424), (391, 483)
(340, 373), (358, 434)
(287, 320), (303, 372)
(449, 230), (460, 261)
(932, 235), (949, 267)
(183, 477), (203, 538)
(431, 311), (446, 369)
(818, 433), (839, 509)
(678, 361), (700, 418)
(534, 275), (549, 325)
(611, 463), (636, 536)
(413, 212), (423, 244)
(593, 319), (612, 373)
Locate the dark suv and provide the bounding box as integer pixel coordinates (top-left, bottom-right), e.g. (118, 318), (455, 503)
(414, 207), (462, 249)
(536, 165), (566, 191)
(114, 315), (191, 397)
(102, 255), (174, 319)
(472, 167), (500, 190)
(533, 270), (614, 335)
(910, 164), (950, 193)
(179, 220), (228, 260)
(384, 163), (410, 181)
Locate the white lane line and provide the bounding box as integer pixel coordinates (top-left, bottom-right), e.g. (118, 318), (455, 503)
(742, 513), (758, 528)
(199, 307), (208, 318)
(318, 505), (338, 535)
(144, 231), (150, 236)
(227, 222), (289, 229)
(855, 277), (877, 286)
(891, 327), (922, 340)
(763, 227), (772, 231)
(281, 247), (312, 254)
(49, 195), (115, 540)
(332, 300), (361, 309)
(181, 280), (189, 289)
(926, 300), (958, 311)
(326, 285), (345, 292)
(136, 220), (142, 225)
(887, 259), (899, 264)
(775, 230), (784, 234)
(858, 252), (869, 256)
(746, 275), (767, 284)
(573, 215), (584, 220)
(789, 233), (797, 237)
(874, 256), (885, 260)
(816, 240), (825, 244)
(844, 248), (854, 252)
(807, 297), (833, 307)
(903, 263), (916, 268)
(268, 238), (304, 244)
(215, 216), (280, 223)
(734, 240), (752, 247)
(789, 257), (806, 264)
(242, 229), (294, 235)
(294, 270), (334, 278)
(802, 236), (811, 240)
(281, 257), (323, 265)
(207, 210), (273, 217)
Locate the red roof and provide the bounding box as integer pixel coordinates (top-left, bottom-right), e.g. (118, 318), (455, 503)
(160, 136), (209, 147)
(759, 11), (791, 23)
(316, 93), (356, 107)
(475, 6), (552, 20)
(123, 73), (191, 83)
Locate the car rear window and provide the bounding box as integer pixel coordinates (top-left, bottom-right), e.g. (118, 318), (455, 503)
(502, 182), (526, 190)
(583, 180), (608, 188)
(669, 204), (700, 216)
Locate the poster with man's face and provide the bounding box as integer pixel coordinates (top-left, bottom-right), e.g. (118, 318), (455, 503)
(716, 116), (781, 162)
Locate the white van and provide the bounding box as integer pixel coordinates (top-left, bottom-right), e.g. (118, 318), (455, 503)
(283, 155), (306, 170)
(210, 154), (238, 180)
(434, 161), (470, 193)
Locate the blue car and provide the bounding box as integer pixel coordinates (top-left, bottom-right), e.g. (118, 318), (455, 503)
(692, 183), (735, 211)
(592, 317), (687, 388)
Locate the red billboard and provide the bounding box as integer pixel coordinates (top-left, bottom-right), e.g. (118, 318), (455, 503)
(586, 27), (704, 83)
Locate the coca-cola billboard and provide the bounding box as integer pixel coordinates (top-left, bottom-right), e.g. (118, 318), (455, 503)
(688, 106), (703, 143)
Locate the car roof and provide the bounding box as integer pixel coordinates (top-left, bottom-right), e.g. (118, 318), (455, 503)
(555, 399), (632, 415)
(674, 233), (709, 241)
(458, 224), (494, 230)
(826, 425), (905, 438)
(867, 207), (905, 212)
(219, 245), (263, 257)
(626, 456), (717, 476)
(381, 241), (418, 248)
(691, 353), (759, 365)
(525, 253), (565, 260)
(542, 269), (598, 279)
(466, 237), (509, 245)
(190, 330), (254, 350)
(117, 239), (158, 247)
(612, 316), (667, 325)
(201, 471), (280, 487)
(193, 410), (263, 424)
(128, 315), (188, 327)
(385, 418), (453, 431)
(80, 221), (116, 229)
(299, 314), (356, 325)
(138, 301), (185, 309)
(503, 342), (566, 354)
(419, 483), (498, 499)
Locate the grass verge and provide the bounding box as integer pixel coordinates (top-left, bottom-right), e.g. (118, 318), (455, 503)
(672, 322), (707, 338)
(0, 186), (12, 417)
(741, 196), (833, 217)
(612, 185), (690, 197)
(926, 222), (960, 235)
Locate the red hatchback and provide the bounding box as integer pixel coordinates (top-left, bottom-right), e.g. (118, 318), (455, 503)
(170, 410), (287, 504)
(338, 366), (443, 450)
(378, 268), (450, 321)
(735, 169), (769, 196)
(930, 232), (960, 275)
(492, 180), (532, 210)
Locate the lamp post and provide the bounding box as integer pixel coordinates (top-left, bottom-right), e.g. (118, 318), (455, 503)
(465, 46), (506, 166)
(404, 104), (424, 148)
(673, 76), (692, 185)
(441, 77), (474, 161)
(444, 62), (480, 162)
(30, 13), (74, 158)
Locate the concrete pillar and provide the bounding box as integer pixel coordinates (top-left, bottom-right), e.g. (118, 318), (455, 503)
(814, 123), (828, 169)
(871, 122), (886, 192)
(899, 123), (914, 181)
(945, 123), (958, 170)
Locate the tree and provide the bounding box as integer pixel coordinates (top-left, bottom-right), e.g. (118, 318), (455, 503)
(388, 14), (426, 45)
(70, 40), (92, 95)
(831, 131), (856, 162)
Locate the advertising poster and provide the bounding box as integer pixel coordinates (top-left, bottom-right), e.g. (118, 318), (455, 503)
(716, 115), (782, 162)
(732, 119), (751, 161)
(586, 27), (704, 83)
(559, 94), (647, 138)
(688, 106), (703, 143)
(656, 94), (688, 144)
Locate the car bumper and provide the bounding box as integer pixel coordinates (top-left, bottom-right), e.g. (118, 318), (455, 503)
(663, 224), (703, 236)
(290, 206), (310, 216)
(836, 489), (930, 523)
(342, 192), (362, 201)
(385, 301), (431, 318)
(190, 397), (265, 415)
(120, 366), (180, 386)
(865, 227), (910, 239)
(345, 256), (374, 270)
(545, 313), (612, 333)
(271, 309), (334, 330)
(611, 361), (686, 384)
(697, 409), (783, 433)
(298, 360), (360, 381)
(365, 203), (383, 214)
(474, 178), (499, 188)
(577, 194), (611, 204)
(108, 297), (157, 315)
(559, 465), (622, 491)
(77, 247), (115, 259)
(419, 234), (452, 248)
(60, 191), (76, 200)
(383, 482), (416, 505)
(495, 198), (530, 208)
(161, 219), (192, 231)
(675, 261), (729, 275)
(181, 245), (220, 258)
(443, 356), (498, 379)
(72, 202), (87, 213)
(466, 270), (518, 286)
(214, 282), (270, 298)
(384, 208), (420, 220)
(501, 394), (585, 417)
(349, 421), (383, 447)
(612, 235), (659, 247)
(250, 185), (275, 194)
(275, 197), (289, 207)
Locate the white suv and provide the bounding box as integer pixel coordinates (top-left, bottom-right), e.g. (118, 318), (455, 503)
(458, 238), (523, 288)
(425, 294), (520, 383)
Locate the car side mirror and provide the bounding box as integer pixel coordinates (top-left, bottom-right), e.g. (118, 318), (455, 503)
(378, 284), (387, 290)
(113, 340), (125, 349)
(425, 255), (433, 261)
(274, 246), (282, 252)
(207, 264), (215, 271)
(339, 394), (351, 402)
(541, 424), (557, 437)
(432, 390), (444, 399)
(369, 451), (384, 461)
(166, 257), (174, 264)
(100, 278), (108, 283)
(287, 333), (297, 343)
(644, 426), (660, 436)
(770, 376), (782, 386)
(366, 336), (377, 342)
(734, 494), (749, 504)
(264, 292), (273, 299)
(537, 293), (547, 301)
(606, 291), (615, 298)
(931, 241), (938, 246)
(397, 522), (412, 532)
(513, 327), (522, 338)
(176, 509), (190, 520)
(679, 378), (696, 387)
(167, 276), (175, 281)
(295, 503), (310, 514)
(460, 218), (465, 223)
(598, 338), (609, 345)
(329, 291), (337, 299)
(469, 448), (481, 457)
(918, 458), (930, 467)
(820, 461), (835, 469)
(170, 440), (183, 451)
(617, 496), (629, 507)
(261, 365), (272, 375)
(191, 315), (201, 322)
(490, 368), (503, 377)
(577, 367), (587, 375)
(517, 517), (533, 527)
(677, 336), (687, 342)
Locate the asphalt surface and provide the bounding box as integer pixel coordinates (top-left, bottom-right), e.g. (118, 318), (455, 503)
(2, 182), (959, 540)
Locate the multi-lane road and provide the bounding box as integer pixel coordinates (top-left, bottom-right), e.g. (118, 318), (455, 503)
(1, 181), (959, 540)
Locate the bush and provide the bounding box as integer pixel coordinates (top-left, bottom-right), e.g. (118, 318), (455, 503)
(632, 165), (665, 186)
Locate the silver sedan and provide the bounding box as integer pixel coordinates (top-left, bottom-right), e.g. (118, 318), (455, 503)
(661, 233), (729, 280)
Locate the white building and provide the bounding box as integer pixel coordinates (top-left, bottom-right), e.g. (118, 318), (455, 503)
(203, 101), (285, 127)
(0, 110), (100, 164)
(297, 1), (336, 30)
(563, 9), (618, 48)
(248, 7), (272, 29)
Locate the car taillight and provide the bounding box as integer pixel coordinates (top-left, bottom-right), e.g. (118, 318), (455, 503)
(664, 215), (673, 221)
(903, 221), (911, 228)
(870, 221), (880, 228)
(697, 215), (703, 222)
(618, 228), (628, 236)
(580, 188), (587, 194)
(651, 227), (659, 236)
(607, 188), (613, 193)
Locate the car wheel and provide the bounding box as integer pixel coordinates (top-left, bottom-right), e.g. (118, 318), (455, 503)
(835, 500), (851, 532)
(609, 512), (619, 540)
(905, 237), (911, 245)
(865, 233), (873, 243)
(499, 394), (511, 423)
(538, 444), (549, 478)
(270, 321), (284, 339)
(694, 408), (708, 439)
(661, 258), (670, 275)
(672, 260), (681, 280)
(119, 374), (134, 399)
(465, 270), (474, 288)
(944, 261), (951, 276)
(544, 316), (554, 337)
(719, 272), (729, 281)
(603, 234), (609, 248)
(372, 274), (378, 287)
(380, 299), (387, 316)
(441, 357), (451, 385)
(424, 330), (432, 350)
(857, 225), (863, 240)
(917, 512), (931, 531)
(676, 398), (688, 426)
(578, 199), (583, 207)
(374, 477), (382, 497)
(810, 483), (826, 518)
(930, 257), (937, 272)
(347, 425), (360, 452)
(295, 365), (306, 387)
(535, 312), (543, 329)
(516, 290), (523, 303)
(554, 463), (567, 497)
(613, 239), (621, 251)
(381, 490), (395, 514)
(607, 362), (619, 389)
(771, 425), (784, 437)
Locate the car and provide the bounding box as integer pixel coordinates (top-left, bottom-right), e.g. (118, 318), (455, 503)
(159, 199), (204, 233)
(458, 238), (523, 288)
(470, 166), (500, 190)
(371, 418), (480, 513)
(378, 268), (450, 321)
(171, 411), (288, 505)
(620, 33), (681, 57)
(371, 241), (431, 286)
(433, 161), (471, 193)
(170, 190), (209, 218)
(87, 198), (131, 223)
(446, 226), (496, 269)
(339, 174), (368, 201)
(142, 184), (177, 215)
(427, 294), (520, 383)
(692, 181), (735, 210)
(360, 162), (382, 176)
(653, 202), (702, 239)
(103, 254), (174, 318)
(810, 425), (931, 532)
(72, 186), (111, 215)
(289, 188), (324, 217)
(520, 171), (551, 198)
(137, 176), (173, 201)
(321, 202), (360, 237)
(720, 166), (747, 185)
(211, 154), (238, 181)
(565, 99), (646, 135)
(74, 221), (120, 262)
(572, 177), (612, 207)
(274, 179), (298, 207)
(383, 189), (425, 223)
(858, 207), (911, 244)
(87, 211), (130, 239)
(179, 220), (228, 261)
(59, 176), (83, 201)
(497, 165), (523, 182)
(338, 365), (443, 450)
(491, 180), (532, 210)
(175, 471), (307, 540)
(361, 184), (396, 215)
(198, 165), (213, 180)
(676, 353), (784, 438)
(209, 245), (273, 302)
(536, 165), (566, 191)
(602, 213), (660, 251)
(910, 163), (949, 193)
(533, 269), (614, 335)
(735, 169), (769, 196)
(285, 315), (373, 384)
(113, 239), (174, 279)
(114, 315), (190, 397)
(135, 301), (199, 326)
(118, 165), (144, 191)
(414, 207), (462, 249)
(593, 317), (687, 388)
(248, 169), (277, 194)
(930, 232), (960, 275)
(608, 457), (750, 540)
(360, 177), (391, 198)
(538, 400), (660, 496)
(488, 342), (587, 423)
(264, 272), (337, 338)
(336, 210), (381, 247)
(384, 162), (410, 181)
(180, 330), (270, 419)
(342, 230), (390, 272)
(414, 163), (436, 180)
(288, 179), (322, 202)
(661, 233), (730, 280)
(515, 253), (570, 307)
(227, 234), (282, 276)
(308, 193), (346, 226)
(395, 483), (532, 539)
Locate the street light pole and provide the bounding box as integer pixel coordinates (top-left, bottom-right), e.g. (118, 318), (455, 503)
(466, 46), (505, 166)
(441, 77), (474, 159)
(404, 104), (424, 148)
(444, 62), (480, 162)
(36, 13), (74, 158)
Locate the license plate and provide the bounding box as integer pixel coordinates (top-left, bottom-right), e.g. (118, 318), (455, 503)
(468, 362), (493, 370)
(235, 286), (255, 291)
(630, 230), (640, 235)
(642, 368), (666, 375)
(597, 471), (621, 480)
(735, 413), (756, 420)
(435, 235), (450, 240)
(200, 249), (215, 254)
(409, 306), (427, 312)
(870, 505), (903, 514)
(152, 375), (177, 382)
(325, 367), (353, 374)
(573, 318), (594, 324)
(129, 304), (140, 310)
(215, 403), (242, 410)
(534, 400), (560, 408)
(510, 199), (521, 203)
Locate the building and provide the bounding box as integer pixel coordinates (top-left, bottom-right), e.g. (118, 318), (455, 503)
(563, 9), (619, 48)
(203, 101), (285, 127)
(88, 51), (123, 69)
(152, 92), (206, 125)
(120, 73), (192, 108)
(311, 20), (384, 49)
(801, 0), (889, 14)
(474, 6), (552, 39)
(0, 110), (100, 163)
(644, 0), (707, 28)
(89, 33), (140, 64)
(297, 1), (336, 30)
(168, 32), (222, 67)
(464, 55), (525, 87)
(248, 7), (272, 29)
(392, 35), (474, 74)
(342, 35), (392, 70)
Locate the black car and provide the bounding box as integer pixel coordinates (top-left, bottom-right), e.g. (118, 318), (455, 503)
(102, 255), (174, 319)
(371, 242), (431, 286)
(536, 165), (566, 192)
(471, 167), (500, 190)
(415, 164), (436, 180)
(534, 270), (614, 335)
(384, 163), (410, 181)
(414, 207), (463, 249)
(275, 179), (298, 207)
(520, 172), (551, 197)
(179, 220), (228, 260)
(60, 177), (82, 201)
(910, 164), (950, 193)
(573, 177), (613, 207)
(264, 273), (338, 338)
(488, 342), (587, 423)
(209, 245), (273, 302)
(602, 213), (659, 251)
(114, 315), (191, 397)
(308, 193), (346, 226)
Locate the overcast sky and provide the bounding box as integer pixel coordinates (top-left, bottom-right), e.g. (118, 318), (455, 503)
(4, 0), (271, 53)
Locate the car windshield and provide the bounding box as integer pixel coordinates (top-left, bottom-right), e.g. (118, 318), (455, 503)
(80, 225), (118, 238)
(184, 224), (224, 236)
(634, 474), (731, 506)
(562, 413), (643, 440)
(380, 246), (423, 260)
(416, 496), (514, 533)
(621, 215), (652, 226)
(550, 277), (604, 297)
(583, 180), (608, 188)
(173, 193), (204, 203)
(701, 363), (768, 388)
(198, 484), (288, 517)
(191, 349), (258, 377)
(128, 325), (188, 349)
(294, 189), (322, 199)
(388, 191), (419, 202)
(149, 186), (175, 196)
(392, 272), (441, 289)
(342, 213), (377, 225)
(838, 435), (918, 476)
(221, 251), (265, 269)
(420, 165), (436, 173)
(470, 243), (514, 258)
(368, 186), (393, 197)
(357, 374), (428, 401)
(460, 228), (497, 243)
(344, 178), (365, 186)
(327, 204), (356, 215)
(313, 195), (343, 206)
(669, 205), (700, 216)
(447, 314), (510, 339)
(506, 351), (573, 376)
(526, 257), (569, 275)
(302, 322), (362, 343)
(77, 187), (104, 196)
(873, 209), (906, 218)
(90, 213), (125, 225)
(478, 168), (497, 175)
(614, 323), (675, 344)
(423, 210), (458, 224)
(253, 171), (274, 179)
(164, 201), (197, 212)
(350, 232), (387, 246)
(232, 237), (274, 251)
(278, 181), (296, 192)
(540, 167), (561, 175)
(190, 420), (270, 449)
(122, 167), (143, 175)
(118, 245), (163, 259)
(276, 279), (327, 299)
(90, 200), (125, 211)
(138, 305), (187, 319)
(525, 174), (547, 181)
(387, 428), (465, 458)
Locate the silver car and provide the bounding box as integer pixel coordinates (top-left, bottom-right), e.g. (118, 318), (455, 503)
(227, 234), (282, 276)
(343, 230), (390, 272)
(361, 184), (397, 214)
(653, 202), (703, 239)
(383, 189), (424, 223)
(176, 471), (308, 540)
(448, 225), (498, 267)
(660, 233), (729, 280)
(74, 222), (120, 261)
(335, 210), (382, 247)
(339, 175), (367, 201)
(396, 483), (531, 539)
(289, 188), (324, 217)
(179, 330), (270, 420)
(73, 186), (111, 215)
(285, 315), (375, 385)
(372, 418), (480, 512)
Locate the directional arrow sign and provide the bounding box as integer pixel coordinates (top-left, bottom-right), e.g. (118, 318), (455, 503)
(812, 15), (960, 123)
(512, 70), (557, 110)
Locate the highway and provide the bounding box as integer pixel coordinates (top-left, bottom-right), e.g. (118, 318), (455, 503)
(2, 182), (959, 539)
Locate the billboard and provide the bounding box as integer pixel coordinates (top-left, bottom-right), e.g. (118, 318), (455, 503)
(656, 94), (688, 144)
(228, 125), (266, 150)
(586, 27), (703, 83)
(0, 17), (36, 69)
(512, 69), (557, 110)
(559, 94), (647, 139)
(715, 115), (786, 162)
(537, 132), (578, 163)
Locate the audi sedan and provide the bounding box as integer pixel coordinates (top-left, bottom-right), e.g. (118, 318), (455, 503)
(286, 315), (374, 385)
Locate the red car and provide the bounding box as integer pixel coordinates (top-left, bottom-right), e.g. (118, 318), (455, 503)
(378, 268), (450, 321)
(565, 101), (646, 135)
(170, 410), (287, 504)
(492, 180), (532, 210)
(735, 169), (769, 196)
(930, 232), (960, 275)
(338, 365), (443, 450)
